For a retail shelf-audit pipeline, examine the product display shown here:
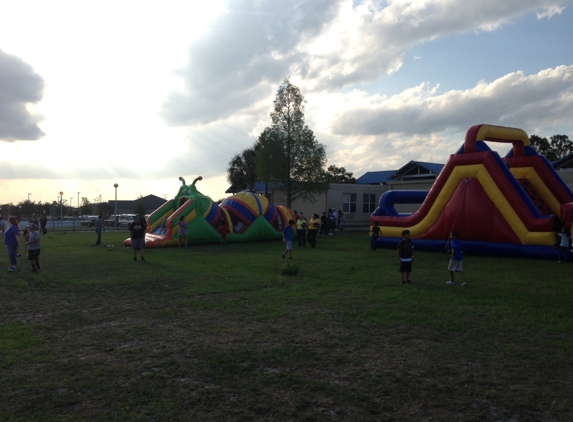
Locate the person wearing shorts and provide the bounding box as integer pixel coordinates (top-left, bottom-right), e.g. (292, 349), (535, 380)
(446, 231), (467, 286)
(175, 215), (188, 248)
(26, 223), (41, 272)
(129, 215), (147, 261)
(281, 219), (295, 259)
(397, 229), (414, 284)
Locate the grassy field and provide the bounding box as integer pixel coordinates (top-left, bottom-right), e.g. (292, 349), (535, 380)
(1, 230), (572, 421)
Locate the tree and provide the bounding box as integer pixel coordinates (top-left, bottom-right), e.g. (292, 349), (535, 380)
(529, 134), (572, 161)
(79, 197), (94, 216)
(255, 77), (329, 208)
(326, 165), (356, 183)
(227, 146), (258, 191)
(133, 198), (147, 216)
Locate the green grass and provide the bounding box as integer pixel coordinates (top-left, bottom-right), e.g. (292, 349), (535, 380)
(1, 231), (572, 421)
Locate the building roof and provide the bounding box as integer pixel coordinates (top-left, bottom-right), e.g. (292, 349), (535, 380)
(392, 161), (445, 180)
(356, 161), (444, 184)
(225, 181), (268, 194)
(552, 152), (573, 170)
(356, 170), (396, 184)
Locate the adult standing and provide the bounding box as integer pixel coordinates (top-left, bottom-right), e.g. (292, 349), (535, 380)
(93, 215), (103, 246)
(129, 215), (147, 261)
(307, 214), (321, 248)
(4, 216), (20, 272)
(296, 213), (307, 247)
(39, 212), (48, 235)
(320, 212), (327, 235)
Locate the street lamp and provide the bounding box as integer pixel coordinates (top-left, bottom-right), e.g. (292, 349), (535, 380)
(77, 192), (80, 216)
(114, 183), (119, 231)
(28, 193), (31, 201)
(59, 192), (63, 227)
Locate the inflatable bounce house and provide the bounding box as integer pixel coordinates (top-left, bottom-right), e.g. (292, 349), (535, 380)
(371, 124), (573, 258)
(124, 176), (294, 248)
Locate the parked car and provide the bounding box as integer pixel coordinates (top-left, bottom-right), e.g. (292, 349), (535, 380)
(104, 214), (137, 227)
(80, 217), (98, 227)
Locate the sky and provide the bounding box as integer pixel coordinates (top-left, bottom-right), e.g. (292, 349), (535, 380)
(1, 0), (572, 208)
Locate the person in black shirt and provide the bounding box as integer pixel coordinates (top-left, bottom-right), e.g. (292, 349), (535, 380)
(129, 215), (147, 261)
(397, 229), (414, 284)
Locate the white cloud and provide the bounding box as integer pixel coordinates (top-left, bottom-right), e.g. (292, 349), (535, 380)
(0, 49), (45, 141)
(328, 65), (573, 136)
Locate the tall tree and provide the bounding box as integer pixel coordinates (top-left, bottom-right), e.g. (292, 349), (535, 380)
(79, 197), (94, 216)
(326, 164), (356, 183)
(529, 134), (572, 161)
(255, 78), (329, 208)
(227, 146), (258, 191)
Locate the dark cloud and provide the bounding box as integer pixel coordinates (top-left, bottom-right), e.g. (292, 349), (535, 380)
(161, 0), (340, 126)
(0, 49), (45, 141)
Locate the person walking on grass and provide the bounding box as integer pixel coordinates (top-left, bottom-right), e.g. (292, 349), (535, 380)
(129, 215), (147, 261)
(219, 220), (229, 245)
(296, 213), (307, 247)
(26, 223), (41, 272)
(557, 227), (570, 263)
(446, 231), (467, 286)
(93, 215), (103, 246)
(281, 219), (295, 259)
(4, 216), (20, 272)
(307, 213), (320, 248)
(370, 221), (381, 251)
(397, 229), (414, 285)
(175, 215), (188, 248)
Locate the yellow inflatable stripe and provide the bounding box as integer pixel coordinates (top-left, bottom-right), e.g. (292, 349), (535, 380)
(509, 167), (560, 215)
(150, 209), (174, 232)
(380, 164), (554, 245)
(475, 125), (530, 146)
(202, 201), (213, 218)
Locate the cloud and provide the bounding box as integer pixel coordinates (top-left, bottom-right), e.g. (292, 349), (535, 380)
(161, 0), (340, 126)
(328, 65), (573, 136)
(161, 0), (568, 127)
(0, 49), (45, 141)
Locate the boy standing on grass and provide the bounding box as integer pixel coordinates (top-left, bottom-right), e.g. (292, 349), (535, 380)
(281, 219), (295, 259)
(370, 221), (381, 251)
(26, 223), (41, 272)
(446, 231), (467, 286)
(397, 229), (414, 285)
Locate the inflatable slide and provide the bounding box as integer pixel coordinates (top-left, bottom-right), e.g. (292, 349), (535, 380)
(371, 124), (573, 258)
(124, 176), (294, 248)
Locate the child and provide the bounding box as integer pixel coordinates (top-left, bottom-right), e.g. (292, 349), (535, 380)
(174, 215), (188, 248)
(446, 231), (467, 286)
(370, 221), (381, 251)
(281, 219), (295, 259)
(23, 227), (30, 257)
(219, 220), (229, 245)
(557, 227), (570, 263)
(397, 229), (413, 284)
(26, 223), (41, 272)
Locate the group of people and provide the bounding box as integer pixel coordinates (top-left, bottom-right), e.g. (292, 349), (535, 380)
(317, 209), (346, 236)
(2, 215), (41, 273)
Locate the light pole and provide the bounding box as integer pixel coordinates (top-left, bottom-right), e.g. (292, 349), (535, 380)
(114, 183), (119, 231)
(59, 192), (63, 227)
(77, 192), (80, 216)
(28, 193), (31, 201)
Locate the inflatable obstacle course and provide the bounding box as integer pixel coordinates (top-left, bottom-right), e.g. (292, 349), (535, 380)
(371, 124), (573, 258)
(124, 176), (295, 248)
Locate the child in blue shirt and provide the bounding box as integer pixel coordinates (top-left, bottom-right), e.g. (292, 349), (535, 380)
(446, 231), (467, 286)
(282, 219), (295, 259)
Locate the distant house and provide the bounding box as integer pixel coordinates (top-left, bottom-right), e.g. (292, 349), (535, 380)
(552, 152), (573, 187)
(107, 194), (167, 215)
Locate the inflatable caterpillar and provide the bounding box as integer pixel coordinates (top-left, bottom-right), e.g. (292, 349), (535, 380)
(123, 176), (295, 248)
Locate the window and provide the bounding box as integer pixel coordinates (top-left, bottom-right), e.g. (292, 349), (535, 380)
(342, 193), (357, 213)
(363, 194), (376, 213)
